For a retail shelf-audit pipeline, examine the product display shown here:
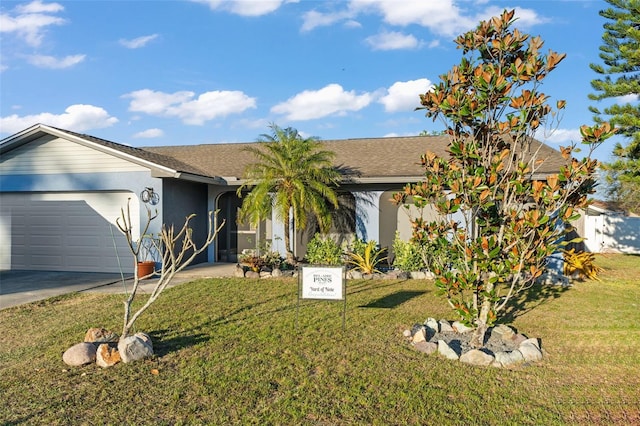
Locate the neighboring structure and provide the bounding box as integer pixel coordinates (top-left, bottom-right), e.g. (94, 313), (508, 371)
(572, 200), (640, 254)
(0, 124), (566, 273)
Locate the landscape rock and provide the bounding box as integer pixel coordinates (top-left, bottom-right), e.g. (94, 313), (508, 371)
(63, 342), (97, 367)
(402, 329), (412, 338)
(234, 264), (246, 278)
(413, 341), (438, 354)
(134, 332), (153, 350)
(259, 271), (272, 279)
(84, 327), (119, 343)
(412, 327), (426, 343)
(347, 270), (362, 279)
(460, 349), (495, 366)
(518, 339), (543, 362)
(451, 321), (474, 334)
(493, 350), (525, 367)
(272, 268), (283, 277)
(118, 335), (154, 363)
(511, 333), (528, 346)
(491, 324), (515, 342)
(96, 344), (121, 368)
(424, 317), (439, 333)
(438, 319), (454, 333)
(245, 271), (260, 279)
(438, 340), (459, 360)
(410, 271), (427, 280)
(424, 271), (436, 280)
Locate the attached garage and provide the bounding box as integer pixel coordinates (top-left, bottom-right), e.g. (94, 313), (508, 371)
(0, 192), (138, 272)
(1, 124), (217, 273)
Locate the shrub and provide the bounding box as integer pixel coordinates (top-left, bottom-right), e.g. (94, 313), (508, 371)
(563, 249), (603, 280)
(392, 233), (427, 272)
(346, 238), (388, 274)
(305, 233), (343, 265)
(238, 245), (285, 271)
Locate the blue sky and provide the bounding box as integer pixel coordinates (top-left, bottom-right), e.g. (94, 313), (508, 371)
(0, 0), (625, 163)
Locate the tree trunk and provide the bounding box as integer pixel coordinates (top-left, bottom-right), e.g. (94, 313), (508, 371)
(283, 211), (294, 264)
(470, 296), (492, 348)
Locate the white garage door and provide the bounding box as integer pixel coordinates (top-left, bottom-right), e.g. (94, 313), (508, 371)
(0, 192), (139, 273)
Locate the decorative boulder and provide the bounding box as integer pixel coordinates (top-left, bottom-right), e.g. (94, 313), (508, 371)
(134, 332), (153, 351)
(411, 327), (426, 344)
(438, 319), (454, 333)
(437, 340), (459, 360)
(84, 327), (119, 343)
(96, 344), (121, 368)
(451, 321), (474, 334)
(234, 264), (246, 278)
(118, 334), (154, 363)
(491, 324), (515, 342)
(424, 318), (439, 334)
(493, 350), (525, 367)
(63, 342), (97, 366)
(414, 341), (438, 354)
(518, 338), (543, 362)
(460, 349), (495, 366)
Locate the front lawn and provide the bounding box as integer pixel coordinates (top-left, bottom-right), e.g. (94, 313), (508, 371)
(0, 254), (638, 425)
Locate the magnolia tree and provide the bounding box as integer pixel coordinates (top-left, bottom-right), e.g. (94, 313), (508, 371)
(116, 200), (224, 338)
(393, 10), (616, 348)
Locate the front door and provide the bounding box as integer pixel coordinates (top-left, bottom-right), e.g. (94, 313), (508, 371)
(217, 192), (257, 262)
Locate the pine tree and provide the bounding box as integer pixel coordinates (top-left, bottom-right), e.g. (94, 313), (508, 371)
(589, 0), (640, 213)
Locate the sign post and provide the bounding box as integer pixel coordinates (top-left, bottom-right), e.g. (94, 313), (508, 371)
(297, 266), (347, 331)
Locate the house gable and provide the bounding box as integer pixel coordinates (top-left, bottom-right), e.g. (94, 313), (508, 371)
(1, 133), (148, 175)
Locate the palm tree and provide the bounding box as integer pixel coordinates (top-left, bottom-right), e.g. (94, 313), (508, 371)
(237, 124), (341, 263)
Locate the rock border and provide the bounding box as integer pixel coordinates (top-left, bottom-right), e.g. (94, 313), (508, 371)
(403, 318), (543, 368)
(234, 264), (437, 280)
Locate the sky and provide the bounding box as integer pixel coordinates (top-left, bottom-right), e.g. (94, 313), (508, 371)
(0, 0), (628, 164)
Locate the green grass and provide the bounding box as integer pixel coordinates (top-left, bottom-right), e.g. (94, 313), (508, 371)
(1, 254), (639, 425)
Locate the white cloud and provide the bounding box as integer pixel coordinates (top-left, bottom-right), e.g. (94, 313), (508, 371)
(303, 1), (545, 39)
(271, 83), (375, 121)
(379, 79), (433, 113)
(123, 89), (257, 125)
(0, 0), (66, 47)
(617, 93), (639, 104)
(190, 0), (296, 16)
(365, 30), (421, 50)
(133, 128), (164, 138)
(535, 127), (582, 145)
(119, 34), (159, 49)
(16, 0), (64, 14)
(0, 104), (118, 135)
(301, 9), (354, 32)
(26, 54), (85, 69)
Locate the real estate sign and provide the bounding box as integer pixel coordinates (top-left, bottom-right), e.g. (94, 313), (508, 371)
(300, 266), (344, 300)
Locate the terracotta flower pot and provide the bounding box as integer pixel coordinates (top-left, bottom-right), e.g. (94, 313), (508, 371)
(137, 261), (155, 279)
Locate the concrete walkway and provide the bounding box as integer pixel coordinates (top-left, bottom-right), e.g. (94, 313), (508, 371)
(0, 262), (237, 310)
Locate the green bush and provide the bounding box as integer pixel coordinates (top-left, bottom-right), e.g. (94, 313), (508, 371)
(392, 233), (427, 272)
(305, 233), (343, 265)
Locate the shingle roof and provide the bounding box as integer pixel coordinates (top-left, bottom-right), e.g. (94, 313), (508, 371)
(144, 135), (565, 182)
(3, 124), (564, 184)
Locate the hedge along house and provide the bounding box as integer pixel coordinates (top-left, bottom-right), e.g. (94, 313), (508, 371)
(1, 123), (566, 273)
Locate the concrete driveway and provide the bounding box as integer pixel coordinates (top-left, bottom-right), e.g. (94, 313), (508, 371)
(0, 263), (237, 310)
